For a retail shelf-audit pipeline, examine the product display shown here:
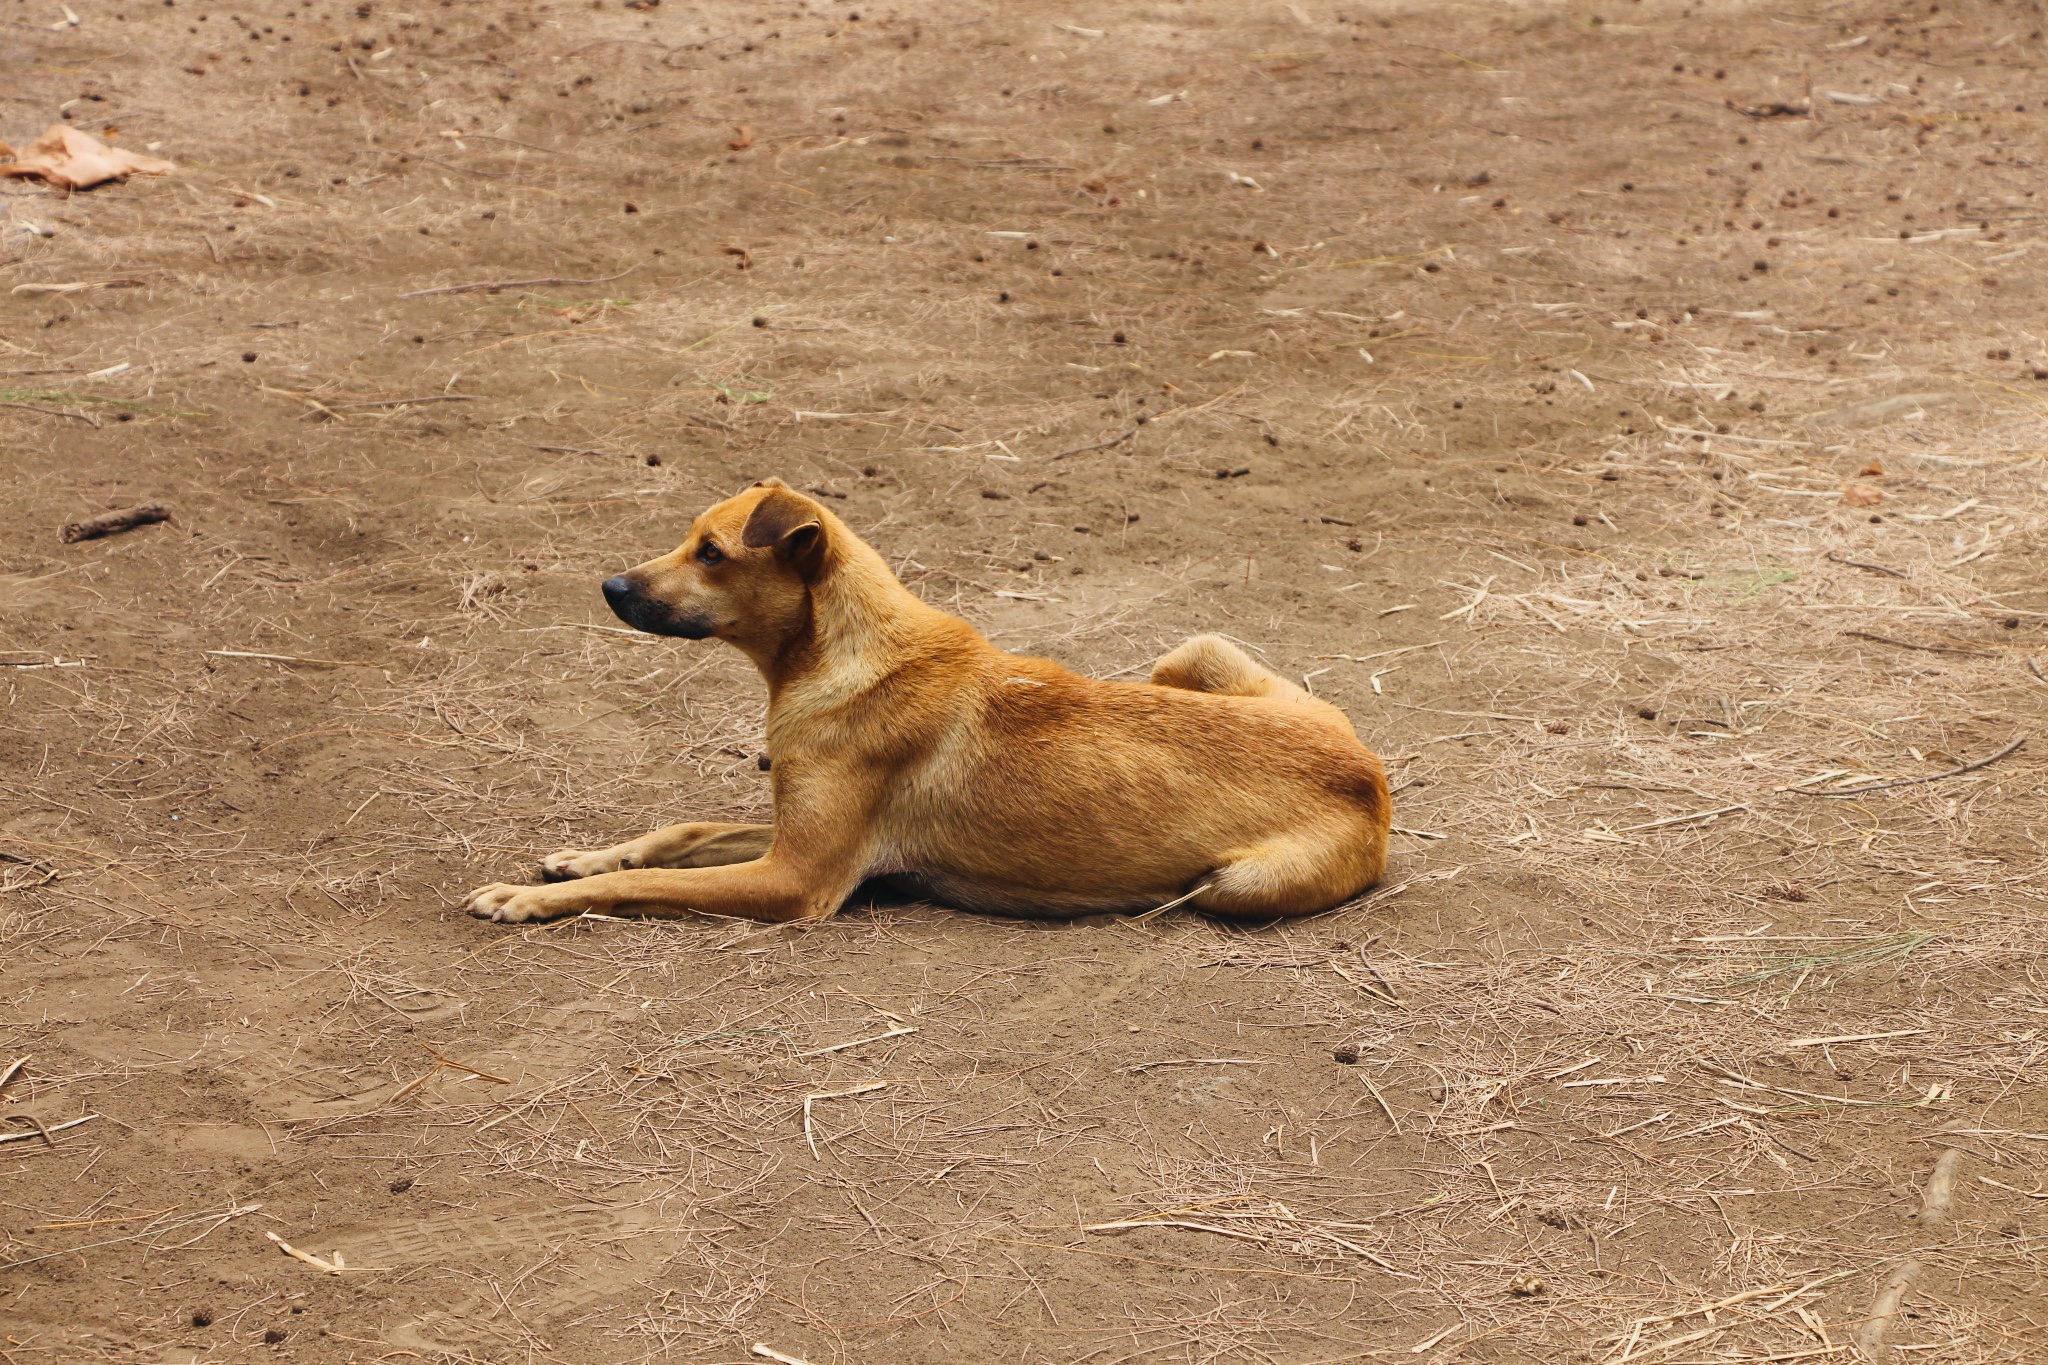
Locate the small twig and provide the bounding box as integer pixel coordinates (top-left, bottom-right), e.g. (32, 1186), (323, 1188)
(0, 1113), (97, 1146)
(1783, 1029), (1930, 1049)
(204, 649), (349, 667)
(802, 1081), (888, 1159)
(1743, 1119), (1820, 1162)
(1825, 551), (1906, 579)
(161, 1203), (259, 1250)
(1978, 1175), (2048, 1201)
(534, 444), (637, 459)
(0, 1201), (260, 1268)
(386, 1068), (441, 1104)
(33, 1205), (179, 1231)
(1844, 629), (1996, 658)
(258, 384), (346, 421)
(420, 1044), (513, 1084)
(1147, 382), (1249, 426)
(1050, 426), (1140, 460)
(794, 1026), (917, 1058)
(1, 400), (101, 426)
(329, 394), (478, 409)
(399, 265), (643, 298)
(1613, 803), (1748, 833)
(1799, 734), (2026, 797)
(1611, 1321), (1732, 1364)
(61, 503), (169, 544)
(1083, 1218), (1271, 1243)
(266, 1230), (346, 1274)
(4, 1114), (55, 1146)
(0, 1056), (25, 1099)
(1603, 1111), (1672, 1140)
(1345, 950), (1404, 1005)
(751, 1346), (816, 1365)
(1332, 961), (1400, 1005)
(1358, 1073), (1402, 1134)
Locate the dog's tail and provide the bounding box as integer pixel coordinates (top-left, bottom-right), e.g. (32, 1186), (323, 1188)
(1150, 634), (1355, 735)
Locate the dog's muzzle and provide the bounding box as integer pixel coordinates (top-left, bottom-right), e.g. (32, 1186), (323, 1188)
(602, 575), (714, 639)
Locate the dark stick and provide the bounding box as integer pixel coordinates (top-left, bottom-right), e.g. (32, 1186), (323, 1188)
(412, 155), (512, 180)
(1799, 734), (2027, 798)
(534, 444), (635, 459)
(398, 264), (643, 298)
(1, 400), (100, 427)
(1050, 426), (1140, 461)
(61, 502), (171, 544)
(1843, 630), (1996, 658)
(3, 1113), (55, 1147)
(1825, 551), (1906, 579)
(330, 395), (478, 409)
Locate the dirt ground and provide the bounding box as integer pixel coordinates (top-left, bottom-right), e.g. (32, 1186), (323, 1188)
(4, 0), (2047, 1358)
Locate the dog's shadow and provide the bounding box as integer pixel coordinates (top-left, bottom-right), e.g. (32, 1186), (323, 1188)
(842, 876), (1300, 935)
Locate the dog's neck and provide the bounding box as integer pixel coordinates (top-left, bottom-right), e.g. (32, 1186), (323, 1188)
(748, 525), (969, 714)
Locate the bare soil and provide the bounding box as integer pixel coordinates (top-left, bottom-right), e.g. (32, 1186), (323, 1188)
(4, 0), (2047, 1360)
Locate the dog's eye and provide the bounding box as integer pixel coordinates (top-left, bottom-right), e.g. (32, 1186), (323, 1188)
(696, 541), (724, 566)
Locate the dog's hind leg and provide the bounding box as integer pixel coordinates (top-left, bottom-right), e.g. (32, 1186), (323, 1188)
(543, 822), (773, 881)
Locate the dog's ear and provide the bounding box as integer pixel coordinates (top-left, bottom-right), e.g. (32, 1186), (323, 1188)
(741, 486), (826, 578)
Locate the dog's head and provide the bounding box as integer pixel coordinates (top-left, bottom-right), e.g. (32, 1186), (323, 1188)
(601, 480), (829, 649)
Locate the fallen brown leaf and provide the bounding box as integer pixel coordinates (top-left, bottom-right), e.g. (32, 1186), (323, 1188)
(0, 126), (175, 191)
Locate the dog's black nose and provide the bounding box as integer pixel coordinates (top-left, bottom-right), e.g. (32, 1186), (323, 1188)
(601, 575), (635, 611)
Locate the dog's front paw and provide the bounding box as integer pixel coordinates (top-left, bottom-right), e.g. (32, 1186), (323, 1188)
(541, 847), (626, 881)
(464, 882), (577, 924)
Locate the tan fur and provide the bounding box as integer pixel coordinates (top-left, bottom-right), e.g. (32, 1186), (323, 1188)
(463, 481), (1391, 925)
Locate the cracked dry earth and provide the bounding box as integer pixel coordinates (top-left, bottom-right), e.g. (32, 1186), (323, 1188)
(3, 0), (2047, 1360)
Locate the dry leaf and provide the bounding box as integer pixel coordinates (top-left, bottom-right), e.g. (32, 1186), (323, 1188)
(1842, 483), (1884, 507)
(0, 125), (175, 191)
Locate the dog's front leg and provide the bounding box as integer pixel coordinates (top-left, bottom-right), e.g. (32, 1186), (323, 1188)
(543, 822), (773, 881)
(464, 851), (856, 925)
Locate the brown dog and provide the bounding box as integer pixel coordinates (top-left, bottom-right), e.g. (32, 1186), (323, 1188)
(463, 480), (1390, 925)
